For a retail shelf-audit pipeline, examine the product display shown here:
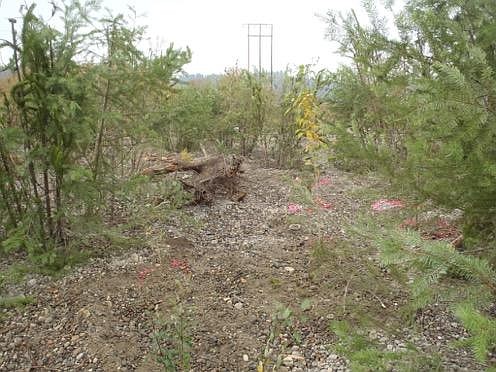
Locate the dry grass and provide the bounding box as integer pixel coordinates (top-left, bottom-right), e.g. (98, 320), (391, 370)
(0, 74), (16, 95)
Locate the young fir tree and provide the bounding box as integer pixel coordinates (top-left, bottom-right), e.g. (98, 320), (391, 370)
(326, 0), (496, 363)
(0, 1), (190, 264)
(326, 0), (496, 250)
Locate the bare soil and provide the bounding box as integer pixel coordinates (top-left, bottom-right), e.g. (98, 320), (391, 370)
(0, 161), (483, 371)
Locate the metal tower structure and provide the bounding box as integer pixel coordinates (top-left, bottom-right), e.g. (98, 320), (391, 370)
(245, 23), (273, 85)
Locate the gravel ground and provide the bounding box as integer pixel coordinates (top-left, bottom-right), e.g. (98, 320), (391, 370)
(0, 161), (485, 371)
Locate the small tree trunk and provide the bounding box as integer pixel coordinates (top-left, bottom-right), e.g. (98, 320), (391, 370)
(0, 141), (22, 218)
(93, 78), (111, 181)
(55, 173), (63, 241)
(0, 178), (17, 228)
(93, 26), (113, 182)
(42, 166), (54, 238)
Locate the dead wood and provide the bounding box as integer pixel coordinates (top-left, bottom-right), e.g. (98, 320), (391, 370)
(143, 155), (237, 175)
(142, 154), (244, 203)
(451, 234), (464, 248)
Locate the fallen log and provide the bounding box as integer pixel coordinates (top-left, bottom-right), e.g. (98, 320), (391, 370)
(142, 154), (244, 203)
(143, 155), (211, 175)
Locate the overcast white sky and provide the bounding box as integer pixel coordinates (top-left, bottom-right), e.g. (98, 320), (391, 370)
(0, 0), (398, 74)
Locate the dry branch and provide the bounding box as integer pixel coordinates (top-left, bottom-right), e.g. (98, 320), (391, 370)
(142, 154), (244, 203)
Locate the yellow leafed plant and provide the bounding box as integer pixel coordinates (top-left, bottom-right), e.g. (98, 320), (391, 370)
(285, 86), (328, 177)
(179, 148), (193, 162)
(257, 360), (264, 372)
(287, 90), (324, 152)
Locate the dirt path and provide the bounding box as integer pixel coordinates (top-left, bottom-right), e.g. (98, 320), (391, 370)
(0, 162), (482, 371)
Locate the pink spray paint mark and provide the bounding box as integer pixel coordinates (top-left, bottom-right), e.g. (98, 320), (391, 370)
(170, 258), (191, 273)
(137, 267), (154, 285)
(287, 203), (303, 214)
(371, 199), (404, 211)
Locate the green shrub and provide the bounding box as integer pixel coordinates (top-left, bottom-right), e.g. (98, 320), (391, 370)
(325, 0), (496, 245)
(0, 2), (189, 264)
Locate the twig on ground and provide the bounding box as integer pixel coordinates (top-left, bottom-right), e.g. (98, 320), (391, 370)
(367, 290), (387, 309)
(342, 279), (350, 313)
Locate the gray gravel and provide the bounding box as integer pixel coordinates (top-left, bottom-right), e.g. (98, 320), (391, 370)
(0, 161), (485, 371)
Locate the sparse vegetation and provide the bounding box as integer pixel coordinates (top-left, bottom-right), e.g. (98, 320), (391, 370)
(257, 303), (305, 372)
(330, 320), (443, 371)
(0, 294), (35, 309)
(1, 0), (496, 370)
(153, 301), (193, 372)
